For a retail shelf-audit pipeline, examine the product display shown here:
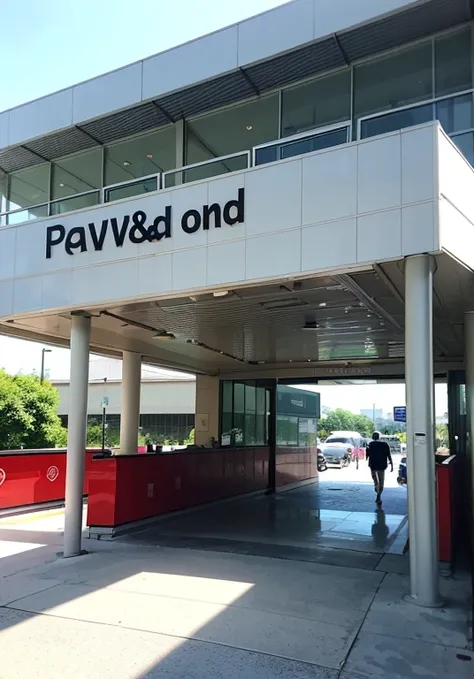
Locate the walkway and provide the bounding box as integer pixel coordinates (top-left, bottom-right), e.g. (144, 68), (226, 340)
(0, 476), (471, 678)
(121, 463), (408, 564)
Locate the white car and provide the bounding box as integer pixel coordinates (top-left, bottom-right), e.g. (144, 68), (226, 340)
(320, 436), (355, 468)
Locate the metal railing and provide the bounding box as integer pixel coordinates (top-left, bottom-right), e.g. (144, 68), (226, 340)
(162, 151), (251, 188)
(0, 124), (356, 227)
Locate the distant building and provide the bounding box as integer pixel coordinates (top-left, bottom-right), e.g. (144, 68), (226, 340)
(360, 408), (383, 421)
(52, 356), (195, 443)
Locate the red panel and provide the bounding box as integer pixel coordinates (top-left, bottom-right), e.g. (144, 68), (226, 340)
(437, 463), (454, 562)
(0, 448), (101, 511)
(275, 446), (318, 487)
(87, 447), (270, 528)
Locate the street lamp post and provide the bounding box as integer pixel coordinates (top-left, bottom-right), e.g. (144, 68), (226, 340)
(40, 348), (52, 384)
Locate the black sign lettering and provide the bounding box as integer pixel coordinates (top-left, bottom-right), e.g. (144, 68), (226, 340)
(44, 188), (244, 258)
(181, 209), (201, 234)
(223, 188), (245, 226)
(110, 215), (130, 247)
(203, 203), (221, 230)
(129, 211), (151, 244)
(149, 206), (171, 242)
(65, 227), (87, 255)
(88, 220), (108, 252)
(46, 225), (65, 259)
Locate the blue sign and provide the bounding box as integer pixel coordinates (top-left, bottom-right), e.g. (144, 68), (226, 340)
(393, 406), (406, 423)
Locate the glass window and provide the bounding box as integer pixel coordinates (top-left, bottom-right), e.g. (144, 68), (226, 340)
(281, 70), (351, 137)
(7, 204), (48, 224)
(277, 415), (289, 445)
(244, 384), (256, 445)
(50, 191), (100, 215)
(435, 28), (472, 98)
(255, 126), (349, 165)
(360, 103), (433, 139)
(436, 94), (474, 135)
(165, 154), (248, 188)
(221, 381), (233, 436)
(233, 383), (245, 446)
(0, 174), (6, 224)
(255, 387), (266, 445)
(105, 177), (158, 203)
(186, 95), (279, 167)
(8, 164), (50, 210)
(52, 148), (102, 200)
(354, 43), (433, 120)
(104, 126), (175, 186)
(452, 132), (474, 167)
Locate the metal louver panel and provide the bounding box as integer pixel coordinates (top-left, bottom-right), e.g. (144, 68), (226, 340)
(245, 37), (346, 92)
(0, 146), (45, 172)
(156, 71), (256, 120)
(81, 102), (170, 144)
(25, 127), (99, 160)
(338, 0), (470, 61)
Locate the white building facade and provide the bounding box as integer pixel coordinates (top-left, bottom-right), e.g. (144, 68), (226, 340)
(1, 0), (474, 605)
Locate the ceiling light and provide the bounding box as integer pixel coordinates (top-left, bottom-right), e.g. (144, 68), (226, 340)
(146, 153), (153, 159)
(123, 160), (131, 166)
(319, 302), (327, 307)
(213, 290), (229, 298)
(260, 298), (307, 310)
(246, 125), (253, 131)
(59, 183), (64, 188)
(153, 332), (175, 340)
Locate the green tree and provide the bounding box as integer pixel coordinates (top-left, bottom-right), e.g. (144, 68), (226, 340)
(0, 369), (67, 450)
(318, 408), (374, 439)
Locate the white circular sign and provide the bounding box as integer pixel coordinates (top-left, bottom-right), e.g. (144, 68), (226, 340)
(46, 465), (59, 482)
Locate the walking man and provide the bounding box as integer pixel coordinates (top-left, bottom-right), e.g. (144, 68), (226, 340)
(366, 432), (393, 505)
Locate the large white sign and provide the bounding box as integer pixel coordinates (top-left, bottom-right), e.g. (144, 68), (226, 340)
(46, 188), (245, 259)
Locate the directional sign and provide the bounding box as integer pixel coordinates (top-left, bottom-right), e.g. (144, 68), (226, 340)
(393, 406), (406, 423)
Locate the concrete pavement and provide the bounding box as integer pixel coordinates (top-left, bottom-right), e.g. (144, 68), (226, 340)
(0, 479), (471, 678)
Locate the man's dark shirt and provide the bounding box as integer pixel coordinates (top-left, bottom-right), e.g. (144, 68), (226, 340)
(366, 440), (392, 471)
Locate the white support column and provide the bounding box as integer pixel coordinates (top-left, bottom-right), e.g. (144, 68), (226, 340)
(195, 375), (220, 446)
(63, 313), (91, 558)
(405, 254), (441, 606)
(119, 351), (142, 454)
(464, 312), (474, 549)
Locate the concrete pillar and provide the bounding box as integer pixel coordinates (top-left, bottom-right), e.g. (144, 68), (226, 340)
(63, 313), (91, 558)
(119, 351), (142, 454)
(405, 254), (441, 606)
(464, 312), (474, 559)
(195, 375), (220, 446)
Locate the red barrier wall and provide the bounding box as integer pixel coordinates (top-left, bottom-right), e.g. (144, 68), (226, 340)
(0, 449), (102, 510)
(436, 459), (456, 562)
(275, 446), (318, 487)
(87, 446), (270, 528)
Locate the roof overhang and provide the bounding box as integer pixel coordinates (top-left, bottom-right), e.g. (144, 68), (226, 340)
(0, 0), (472, 173)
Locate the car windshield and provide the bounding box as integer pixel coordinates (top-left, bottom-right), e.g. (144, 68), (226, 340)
(326, 437), (350, 444)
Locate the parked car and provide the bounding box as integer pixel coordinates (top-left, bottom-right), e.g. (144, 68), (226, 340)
(397, 456), (407, 485)
(323, 431), (365, 468)
(320, 437), (354, 468)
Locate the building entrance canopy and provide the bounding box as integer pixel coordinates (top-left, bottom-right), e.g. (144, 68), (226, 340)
(1, 123), (473, 377)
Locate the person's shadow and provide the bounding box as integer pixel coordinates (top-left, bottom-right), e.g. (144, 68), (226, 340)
(371, 509), (390, 549)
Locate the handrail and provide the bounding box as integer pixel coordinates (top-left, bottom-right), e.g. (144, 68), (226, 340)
(252, 121), (352, 165)
(0, 122), (355, 226)
(102, 173), (160, 202)
(162, 151), (251, 188)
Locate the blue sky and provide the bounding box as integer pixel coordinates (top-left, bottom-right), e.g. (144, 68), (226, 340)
(0, 0), (288, 111)
(0, 0), (448, 415)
